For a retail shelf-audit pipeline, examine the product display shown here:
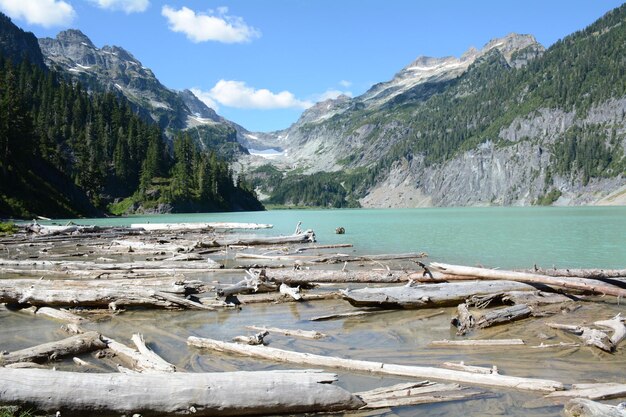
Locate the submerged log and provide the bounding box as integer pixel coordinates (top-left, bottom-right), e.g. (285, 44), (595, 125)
(356, 381), (486, 409)
(547, 383), (626, 401)
(0, 332), (106, 365)
(476, 304), (532, 329)
(0, 368), (363, 415)
(187, 336), (563, 392)
(245, 326), (326, 340)
(546, 323), (614, 353)
(342, 280), (539, 309)
(429, 263), (626, 298)
(429, 339), (525, 347)
(563, 398), (626, 417)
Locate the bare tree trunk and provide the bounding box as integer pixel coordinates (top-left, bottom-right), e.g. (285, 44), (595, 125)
(429, 263), (626, 298)
(0, 368), (363, 415)
(0, 332), (106, 365)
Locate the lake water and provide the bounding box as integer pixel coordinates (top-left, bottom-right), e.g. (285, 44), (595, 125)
(7, 206), (626, 416)
(55, 206), (626, 269)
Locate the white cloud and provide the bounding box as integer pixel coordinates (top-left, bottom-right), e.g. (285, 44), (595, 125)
(190, 88), (220, 112)
(162, 5), (260, 43)
(0, 0), (75, 27)
(195, 80), (312, 110)
(91, 0), (149, 13)
(313, 89), (353, 102)
(339, 80), (352, 88)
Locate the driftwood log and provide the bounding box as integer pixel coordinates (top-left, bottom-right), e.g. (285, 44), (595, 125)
(451, 303), (475, 335)
(187, 336), (563, 392)
(265, 269), (410, 285)
(546, 323), (614, 352)
(547, 383), (626, 401)
(0, 332), (106, 365)
(130, 222), (273, 231)
(476, 304), (532, 329)
(356, 381), (486, 409)
(342, 280), (540, 309)
(527, 267), (626, 279)
(0, 368), (363, 415)
(0, 278), (206, 309)
(563, 398), (626, 417)
(429, 263), (626, 298)
(197, 231), (316, 248)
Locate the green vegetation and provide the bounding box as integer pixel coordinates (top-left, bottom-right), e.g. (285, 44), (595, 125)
(0, 407), (34, 417)
(535, 189), (562, 206)
(0, 221), (17, 235)
(0, 13), (262, 218)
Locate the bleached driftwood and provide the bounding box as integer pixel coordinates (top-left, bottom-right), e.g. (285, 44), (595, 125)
(187, 336), (563, 392)
(546, 323), (614, 352)
(0, 368), (363, 415)
(233, 331), (268, 345)
(265, 269), (409, 285)
(342, 280), (539, 309)
(220, 291), (339, 305)
(310, 252), (427, 264)
(103, 335), (175, 373)
(0, 278), (206, 309)
(4, 361), (48, 369)
(279, 283), (302, 300)
(429, 263), (626, 298)
(130, 222), (273, 231)
(130, 334), (176, 372)
(547, 383), (626, 400)
(527, 267), (626, 279)
(430, 339), (525, 347)
(294, 244), (353, 252)
(217, 271), (278, 297)
(530, 342), (580, 349)
(197, 231), (316, 248)
(595, 314), (626, 348)
(476, 304), (532, 329)
(19, 306), (85, 323)
(0, 258), (222, 271)
(563, 398), (626, 417)
(0, 332), (106, 365)
(441, 362), (498, 375)
(451, 303), (475, 335)
(356, 381), (485, 409)
(245, 325), (326, 340)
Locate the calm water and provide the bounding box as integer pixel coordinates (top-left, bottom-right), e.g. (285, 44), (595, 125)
(52, 206), (626, 269)
(5, 206), (626, 416)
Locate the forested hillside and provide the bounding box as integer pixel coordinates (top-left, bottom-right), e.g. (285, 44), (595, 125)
(254, 4), (626, 207)
(0, 14), (262, 218)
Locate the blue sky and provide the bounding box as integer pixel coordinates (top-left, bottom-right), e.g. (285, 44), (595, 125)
(2, 0), (624, 132)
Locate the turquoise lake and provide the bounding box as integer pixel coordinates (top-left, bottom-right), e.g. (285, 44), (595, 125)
(53, 206), (626, 269)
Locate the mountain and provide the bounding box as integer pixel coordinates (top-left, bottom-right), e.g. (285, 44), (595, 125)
(0, 15), (262, 218)
(247, 7), (626, 208)
(0, 13), (45, 68)
(38, 30), (250, 161)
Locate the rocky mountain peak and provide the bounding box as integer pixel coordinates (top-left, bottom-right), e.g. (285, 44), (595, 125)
(54, 29), (95, 48)
(481, 33), (544, 67)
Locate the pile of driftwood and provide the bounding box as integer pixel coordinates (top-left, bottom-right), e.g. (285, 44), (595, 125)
(0, 220), (625, 416)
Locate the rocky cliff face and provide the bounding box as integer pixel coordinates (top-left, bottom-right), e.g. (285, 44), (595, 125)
(361, 97), (626, 208)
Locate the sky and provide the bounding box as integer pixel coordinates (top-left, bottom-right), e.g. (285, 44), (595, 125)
(1, 0), (624, 132)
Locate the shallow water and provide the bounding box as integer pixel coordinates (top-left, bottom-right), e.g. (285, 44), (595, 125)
(4, 206), (626, 415)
